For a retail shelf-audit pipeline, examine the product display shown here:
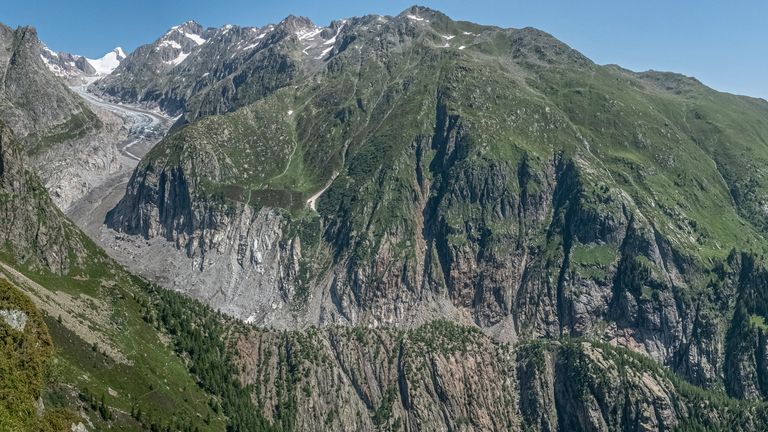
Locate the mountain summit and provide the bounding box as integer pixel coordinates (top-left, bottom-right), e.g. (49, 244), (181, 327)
(86, 46), (127, 75)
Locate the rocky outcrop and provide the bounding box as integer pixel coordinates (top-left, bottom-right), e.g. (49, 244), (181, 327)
(0, 121), (87, 274)
(232, 324), (768, 431)
(0, 309), (27, 331)
(39, 45), (96, 82)
(0, 23), (99, 150)
(235, 322), (519, 431)
(105, 160), (306, 323)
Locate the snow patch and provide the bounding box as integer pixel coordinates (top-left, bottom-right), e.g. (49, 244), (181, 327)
(158, 40), (182, 49)
(40, 55), (65, 76)
(441, 34), (455, 40)
(164, 51), (190, 66)
(287, 110), (294, 116)
(297, 27), (322, 40)
(458, 45), (466, 50)
(406, 14), (429, 23)
(182, 31), (206, 45)
(242, 42), (260, 51)
(43, 46), (58, 57)
(324, 23), (345, 46)
(316, 45), (333, 59)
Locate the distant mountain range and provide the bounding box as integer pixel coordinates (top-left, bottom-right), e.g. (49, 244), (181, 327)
(40, 45), (126, 81)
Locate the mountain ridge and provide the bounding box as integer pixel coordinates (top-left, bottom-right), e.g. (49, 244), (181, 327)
(0, 23), (101, 151)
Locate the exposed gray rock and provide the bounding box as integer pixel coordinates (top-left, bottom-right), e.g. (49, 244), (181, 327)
(0, 23), (99, 149)
(71, 422), (88, 432)
(0, 309), (27, 331)
(0, 120), (88, 274)
(232, 327), (768, 431)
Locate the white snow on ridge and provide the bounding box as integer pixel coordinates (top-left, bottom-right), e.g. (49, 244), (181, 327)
(171, 20), (196, 31)
(442, 35), (455, 40)
(323, 23), (345, 46)
(182, 31), (206, 45)
(40, 55), (65, 76)
(406, 14), (429, 23)
(315, 45), (333, 59)
(164, 51), (190, 66)
(297, 27), (322, 40)
(458, 45), (466, 50)
(158, 40), (182, 49)
(86, 47), (126, 75)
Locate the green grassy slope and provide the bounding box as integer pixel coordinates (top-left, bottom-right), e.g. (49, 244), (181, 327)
(137, 12), (768, 263)
(0, 247), (226, 431)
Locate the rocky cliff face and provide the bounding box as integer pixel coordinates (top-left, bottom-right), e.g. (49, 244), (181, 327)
(102, 4), (768, 418)
(0, 120), (87, 273)
(94, 8), (768, 430)
(0, 23), (99, 151)
(229, 323), (767, 431)
(39, 45), (96, 81)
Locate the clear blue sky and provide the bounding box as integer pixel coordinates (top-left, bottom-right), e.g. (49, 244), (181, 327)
(3, 1), (767, 99)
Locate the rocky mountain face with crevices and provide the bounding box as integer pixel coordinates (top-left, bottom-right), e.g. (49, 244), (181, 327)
(91, 16), (348, 126)
(102, 5), (768, 411)
(39, 45), (127, 84)
(227, 321), (768, 431)
(0, 120), (88, 274)
(0, 23), (100, 152)
(39, 46), (97, 79)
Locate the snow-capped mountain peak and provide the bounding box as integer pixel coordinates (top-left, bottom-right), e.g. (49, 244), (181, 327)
(86, 47), (127, 75)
